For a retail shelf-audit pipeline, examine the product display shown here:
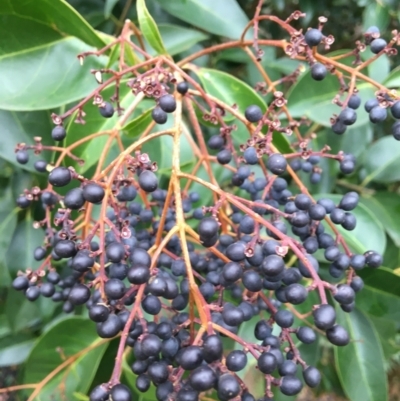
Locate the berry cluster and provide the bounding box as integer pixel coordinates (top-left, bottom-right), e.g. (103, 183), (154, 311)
(11, 9), (394, 401)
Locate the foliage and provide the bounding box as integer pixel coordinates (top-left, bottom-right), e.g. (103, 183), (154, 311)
(1, 1), (400, 401)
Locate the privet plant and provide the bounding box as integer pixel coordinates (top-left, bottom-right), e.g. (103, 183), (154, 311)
(3, 0), (400, 400)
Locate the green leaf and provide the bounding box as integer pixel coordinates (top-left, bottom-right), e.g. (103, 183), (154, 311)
(0, 37), (107, 111)
(0, 0), (105, 51)
(358, 267), (400, 301)
(0, 110), (54, 171)
(360, 192), (400, 246)
(155, 0), (251, 39)
(137, 0), (167, 55)
(104, 0), (119, 18)
(0, 186), (17, 287)
(152, 24), (209, 56)
(24, 317), (109, 401)
(5, 290), (41, 333)
(335, 308), (388, 401)
(314, 194), (386, 255)
(363, 136), (400, 184)
(0, 339), (35, 367)
(6, 218), (45, 277)
(383, 65), (400, 88)
(122, 109), (153, 138)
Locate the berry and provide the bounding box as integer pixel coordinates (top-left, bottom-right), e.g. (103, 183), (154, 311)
(338, 108), (357, 125)
(313, 304), (336, 330)
(303, 366), (321, 387)
(274, 309), (294, 328)
(311, 63), (327, 81)
(267, 153), (287, 175)
(242, 270), (262, 292)
(17, 195), (31, 208)
(177, 81), (189, 95)
(52, 126), (66, 141)
(110, 384), (132, 401)
(208, 135), (224, 150)
(89, 384), (109, 401)
(99, 102), (114, 118)
(148, 361), (169, 384)
(97, 314), (123, 338)
(106, 242), (125, 263)
(245, 105), (263, 122)
(127, 265), (150, 284)
(203, 335), (223, 363)
(69, 284), (90, 305)
(326, 324), (350, 346)
(16, 150), (29, 164)
(279, 360), (297, 376)
(13, 276), (29, 291)
(296, 327), (316, 344)
(159, 94), (176, 113)
(334, 284), (355, 305)
(285, 283), (308, 305)
(369, 106), (387, 123)
(54, 240), (77, 258)
(351, 276), (364, 292)
(280, 375), (303, 396)
(89, 304), (109, 322)
(243, 147), (258, 164)
(83, 183), (105, 203)
(34, 160), (48, 173)
(49, 167), (72, 187)
(370, 38), (387, 54)
(217, 374), (240, 400)
(105, 278), (126, 299)
(364, 98), (379, 112)
(305, 28), (323, 47)
(348, 94), (361, 110)
(262, 255), (285, 276)
(392, 121), (400, 140)
(179, 345), (203, 370)
(64, 188), (85, 209)
(141, 334), (162, 357)
(331, 120), (347, 135)
(226, 350), (247, 372)
(139, 170), (158, 192)
(364, 250), (382, 268)
(258, 352), (277, 374)
(308, 204), (326, 220)
(189, 366), (217, 391)
(217, 149), (232, 165)
(136, 374), (150, 392)
(391, 101), (400, 119)
(152, 107), (168, 124)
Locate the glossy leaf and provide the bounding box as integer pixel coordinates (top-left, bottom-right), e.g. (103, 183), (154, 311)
(0, 37), (107, 111)
(0, 0), (105, 51)
(5, 290), (41, 333)
(24, 317), (109, 401)
(6, 218), (45, 276)
(335, 308), (388, 401)
(358, 267), (400, 301)
(0, 338), (35, 367)
(0, 110), (54, 171)
(137, 0), (167, 55)
(155, 0), (252, 39)
(104, 0), (119, 18)
(363, 136), (400, 184)
(0, 186), (17, 286)
(153, 24), (209, 56)
(315, 194), (386, 255)
(383, 65), (400, 88)
(360, 192), (400, 246)
(122, 109), (153, 138)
